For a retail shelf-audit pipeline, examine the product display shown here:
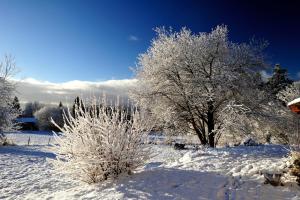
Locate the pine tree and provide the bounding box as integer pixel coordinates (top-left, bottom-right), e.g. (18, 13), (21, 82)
(59, 101), (63, 108)
(266, 64), (293, 96)
(11, 96), (21, 115)
(72, 97), (85, 118)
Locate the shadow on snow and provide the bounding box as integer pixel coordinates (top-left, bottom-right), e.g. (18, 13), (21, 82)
(0, 145), (56, 159)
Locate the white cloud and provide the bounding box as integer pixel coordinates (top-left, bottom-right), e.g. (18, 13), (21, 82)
(260, 70), (272, 82)
(13, 78), (137, 105)
(128, 35), (139, 41)
(297, 72), (300, 80)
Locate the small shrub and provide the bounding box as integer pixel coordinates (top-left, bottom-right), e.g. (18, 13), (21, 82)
(265, 133), (272, 144)
(174, 143), (185, 150)
(241, 136), (259, 146)
(164, 136), (175, 145)
(0, 135), (14, 146)
(263, 172), (283, 186)
(289, 151), (300, 185)
(52, 99), (152, 183)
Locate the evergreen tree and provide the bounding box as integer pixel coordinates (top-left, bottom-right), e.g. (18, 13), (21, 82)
(266, 64), (293, 96)
(11, 96), (21, 114)
(72, 97), (85, 117)
(58, 101), (64, 123)
(88, 104), (100, 118)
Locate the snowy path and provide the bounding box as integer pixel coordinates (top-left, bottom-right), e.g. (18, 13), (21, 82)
(1, 143), (300, 199)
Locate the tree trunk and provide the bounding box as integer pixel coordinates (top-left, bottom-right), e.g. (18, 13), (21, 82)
(207, 102), (215, 147)
(191, 120), (207, 145)
(195, 127), (207, 145)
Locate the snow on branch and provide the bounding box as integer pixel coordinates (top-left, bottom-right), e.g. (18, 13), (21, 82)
(278, 82), (300, 105)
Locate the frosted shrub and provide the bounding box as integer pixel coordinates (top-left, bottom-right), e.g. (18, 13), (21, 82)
(0, 135), (14, 146)
(52, 99), (152, 183)
(287, 151), (300, 185)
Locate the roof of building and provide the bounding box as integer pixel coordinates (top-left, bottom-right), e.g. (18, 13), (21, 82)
(288, 98), (300, 107)
(16, 117), (37, 123)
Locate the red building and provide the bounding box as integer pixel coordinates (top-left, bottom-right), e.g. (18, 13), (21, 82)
(288, 98), (300, 114)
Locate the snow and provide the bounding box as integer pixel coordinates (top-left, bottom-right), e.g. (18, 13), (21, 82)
(1, 132), (300, 199)
(288, 97), (300, 106)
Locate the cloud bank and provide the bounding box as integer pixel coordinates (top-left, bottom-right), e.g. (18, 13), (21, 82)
(14, 78), (137, 105)
(297, 72), (300, 80)
(260, 70), (272, 82)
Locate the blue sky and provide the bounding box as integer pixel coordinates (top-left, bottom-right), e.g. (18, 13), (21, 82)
(0, 0), (299, 83)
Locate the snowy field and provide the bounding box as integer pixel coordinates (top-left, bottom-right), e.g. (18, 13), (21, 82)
(1, 132), (300, 200)
(4, 131), (55, 146)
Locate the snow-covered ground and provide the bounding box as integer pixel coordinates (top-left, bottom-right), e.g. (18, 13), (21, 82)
(1, 132), (300, 200)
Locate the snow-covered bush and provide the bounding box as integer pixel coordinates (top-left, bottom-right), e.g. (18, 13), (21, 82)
(34, 106), (65, 131)
(0, 136), (14, 146)
(52, 99), (152, 183)
(289, 151), (300, 185)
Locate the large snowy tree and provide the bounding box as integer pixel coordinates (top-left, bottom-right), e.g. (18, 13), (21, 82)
(131, 25), (268, 147)
(0, 55), (19, 144)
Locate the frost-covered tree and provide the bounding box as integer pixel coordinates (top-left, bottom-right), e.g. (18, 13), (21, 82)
(34, 105), (65, 131)
(272, 82), (300, 145)
(131, 25), (267, 147)
(0, 55), (19, 144)
(23, 101), (44, 117)
(277, 82), (300, 104)
(52, 98), (153, 183)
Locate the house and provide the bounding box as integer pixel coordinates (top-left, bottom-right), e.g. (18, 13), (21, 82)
(15, 117), (38, 130)
(288, 98), (300, 114)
